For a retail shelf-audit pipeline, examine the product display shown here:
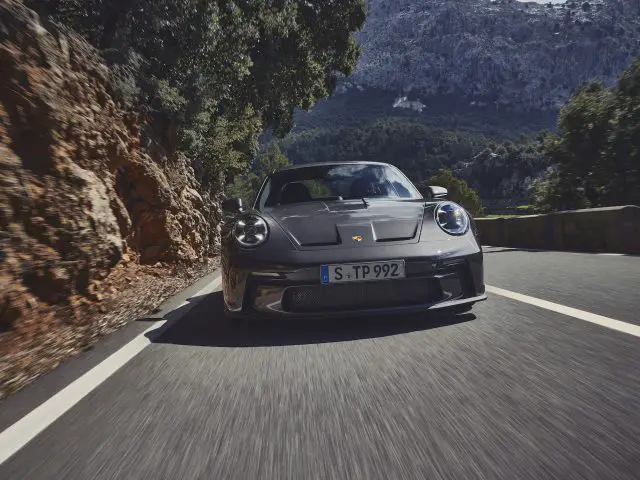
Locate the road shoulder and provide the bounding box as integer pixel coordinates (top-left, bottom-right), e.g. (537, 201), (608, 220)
(0, 269), (221, 433)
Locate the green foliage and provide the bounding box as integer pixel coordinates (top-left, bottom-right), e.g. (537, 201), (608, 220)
(532, 58), (640, 211)
(226, 144), (291, 206)
(452, 137), (549, 205)
(528, 167), (568, 213)
(419, 169), (484, 217)
(279, 118), (490, 182)
(30, 0), (366, 187)
(304, 180), (332, 198)
(291, 86), (558, 140)
(277, 118), (550, 211)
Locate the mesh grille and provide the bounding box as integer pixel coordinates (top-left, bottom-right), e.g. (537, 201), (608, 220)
(282, 278), (441, 313)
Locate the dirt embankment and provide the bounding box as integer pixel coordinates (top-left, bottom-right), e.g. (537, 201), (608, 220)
(0, 1), (221, 398)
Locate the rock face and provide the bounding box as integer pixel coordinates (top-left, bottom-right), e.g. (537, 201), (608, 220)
(346, 0), (640, 112)
(0, 1), (216, 332)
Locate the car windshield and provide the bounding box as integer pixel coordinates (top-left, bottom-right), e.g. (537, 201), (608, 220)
(255, 163), (422, 210)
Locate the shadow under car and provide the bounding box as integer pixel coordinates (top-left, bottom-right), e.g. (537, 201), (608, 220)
(146, 291), (477, 348)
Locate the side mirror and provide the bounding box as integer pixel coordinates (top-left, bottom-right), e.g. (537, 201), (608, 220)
(222, 197), (243, 214)
(428, 185), (448, 200)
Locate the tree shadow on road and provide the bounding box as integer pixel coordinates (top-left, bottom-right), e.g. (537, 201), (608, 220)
(147, 291), (476, 348)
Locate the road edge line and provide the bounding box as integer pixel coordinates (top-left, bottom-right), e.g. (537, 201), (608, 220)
(0, 275), (222, 466)
(482, 246), (629, 256)
(485, 284), (640, 338)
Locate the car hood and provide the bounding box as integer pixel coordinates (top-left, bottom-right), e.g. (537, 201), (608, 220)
(263, 200), (425, 249)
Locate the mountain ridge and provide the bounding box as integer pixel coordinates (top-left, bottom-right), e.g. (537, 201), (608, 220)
(290, 0), (639, 133)
(349, 0), (639, 112)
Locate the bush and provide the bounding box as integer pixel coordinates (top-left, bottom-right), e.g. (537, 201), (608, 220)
(533, 59), (640, 211)
(421, 169), (485, 217)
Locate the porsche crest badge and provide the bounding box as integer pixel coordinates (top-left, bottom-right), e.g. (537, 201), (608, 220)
(352, 235), (363, 242)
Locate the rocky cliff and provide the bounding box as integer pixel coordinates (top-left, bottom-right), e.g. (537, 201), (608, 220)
(343, 0), (640, 113)
(0, 1), (218, 397)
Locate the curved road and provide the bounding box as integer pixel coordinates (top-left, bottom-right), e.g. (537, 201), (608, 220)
(1, 247), (639, 479)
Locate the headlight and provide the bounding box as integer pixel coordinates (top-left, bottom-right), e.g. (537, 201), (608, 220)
(435, 202), (469, 236)
(233, 214), (269, 247)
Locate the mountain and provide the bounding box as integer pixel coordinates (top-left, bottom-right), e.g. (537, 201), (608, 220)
(275, 0), (640, 211)
(293, 0), (640, 132)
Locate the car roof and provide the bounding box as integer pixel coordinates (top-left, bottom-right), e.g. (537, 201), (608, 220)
(274, 161), (393, 173)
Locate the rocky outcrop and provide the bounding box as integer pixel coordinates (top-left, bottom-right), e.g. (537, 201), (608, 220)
(346, 0), (640, 113)
(0, 1), (217, 336)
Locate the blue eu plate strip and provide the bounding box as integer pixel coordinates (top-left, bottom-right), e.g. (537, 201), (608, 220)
(320, 265), (329, 285)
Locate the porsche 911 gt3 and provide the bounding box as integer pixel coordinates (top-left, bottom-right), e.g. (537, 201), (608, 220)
(221, 161), (486, 319)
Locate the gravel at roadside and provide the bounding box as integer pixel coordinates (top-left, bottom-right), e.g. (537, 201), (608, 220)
(0, 257), (219, 400)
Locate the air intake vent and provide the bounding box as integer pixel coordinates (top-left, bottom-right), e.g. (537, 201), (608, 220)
(282, 278), (441, 313)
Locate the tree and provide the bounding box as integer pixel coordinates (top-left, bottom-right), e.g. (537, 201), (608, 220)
(607, 58), (640, 205)
(528, 167), (564, 213)
(533, 58), (640, 211)
(421, 169), (484, 217)
(278, 119), (489, 175)
(226, 144), (290, 206)
(29, 0), (367, 185)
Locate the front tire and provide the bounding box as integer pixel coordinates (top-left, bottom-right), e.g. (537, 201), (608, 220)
(223, 304), (255, 323)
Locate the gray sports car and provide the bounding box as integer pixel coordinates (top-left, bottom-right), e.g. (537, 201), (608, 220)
(221, 161), (486, 319)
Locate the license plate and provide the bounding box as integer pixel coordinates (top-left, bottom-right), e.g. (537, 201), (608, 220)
(320, 260), (405, 284)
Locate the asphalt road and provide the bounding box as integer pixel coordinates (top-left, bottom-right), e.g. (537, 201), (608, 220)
(1, 248), (639, 479)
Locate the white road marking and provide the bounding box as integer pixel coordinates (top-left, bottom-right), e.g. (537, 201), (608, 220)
(0, 275), (222, 466)
(1, 273), (636, 465)
(486, 285), (640, 338)
(482, 246), (631, 256)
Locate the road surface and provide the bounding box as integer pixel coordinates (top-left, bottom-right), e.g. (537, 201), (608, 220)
(1, 247), (639, 479)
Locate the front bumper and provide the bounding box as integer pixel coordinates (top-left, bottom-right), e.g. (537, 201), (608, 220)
(223, 250), (485, 319)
